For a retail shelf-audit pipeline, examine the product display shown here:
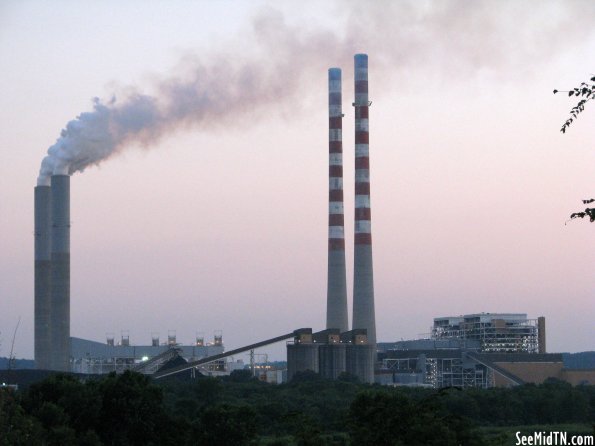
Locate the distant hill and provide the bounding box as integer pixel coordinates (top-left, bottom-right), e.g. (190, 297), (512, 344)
(0, 357), (35, 370)
(562, 352), (595, 369)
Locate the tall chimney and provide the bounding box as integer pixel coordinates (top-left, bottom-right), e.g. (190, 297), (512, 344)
(50, 174), (70, 371)
(326, 68), (349, 333)
(34, 185), (52, 369)
(537, 316), (546, 354)
(352, 54), (376, 345)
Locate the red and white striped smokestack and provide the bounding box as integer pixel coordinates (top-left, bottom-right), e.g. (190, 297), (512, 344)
(326, 68), (349, 333)
(352, 54), (376, 345)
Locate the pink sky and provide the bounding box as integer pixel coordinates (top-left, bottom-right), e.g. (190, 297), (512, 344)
(0, 0), (594, 360)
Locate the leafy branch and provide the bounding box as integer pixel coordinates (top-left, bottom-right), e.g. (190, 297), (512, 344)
(568, 199), (595, 223)
(553, 76), (595, 133)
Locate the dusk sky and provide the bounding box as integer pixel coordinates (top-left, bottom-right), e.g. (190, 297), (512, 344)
(1, 0), (594, 361)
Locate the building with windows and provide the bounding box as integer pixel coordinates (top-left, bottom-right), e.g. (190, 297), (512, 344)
(374, 314), (583, 388)
(431, 313), (545, 354)
(70, 332), (225, 375)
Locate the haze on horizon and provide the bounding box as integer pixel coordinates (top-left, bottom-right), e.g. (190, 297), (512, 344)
(0, 0), (594, 361)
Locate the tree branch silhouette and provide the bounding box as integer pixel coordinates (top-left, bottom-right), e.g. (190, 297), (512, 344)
(554, 76), (595, 133)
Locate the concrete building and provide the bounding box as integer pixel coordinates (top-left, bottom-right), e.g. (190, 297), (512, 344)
(377, 314), (593, 387)
(317, 329), (346, 380)
(287, 328), (374, 383)
(287, 329), (318, 381)
(376, 340), (565, 388)
(343, 329), (375, 384)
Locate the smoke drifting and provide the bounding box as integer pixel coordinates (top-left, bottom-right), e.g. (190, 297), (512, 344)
(36, 8), (331, 185)
(37, 1), (595, 185)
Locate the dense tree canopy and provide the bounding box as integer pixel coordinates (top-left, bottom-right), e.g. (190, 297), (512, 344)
(0, 372), (593, 445)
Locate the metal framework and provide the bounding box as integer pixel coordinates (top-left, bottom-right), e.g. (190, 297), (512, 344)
(382, 356), (493, 389)
(432, 314), (540, 353)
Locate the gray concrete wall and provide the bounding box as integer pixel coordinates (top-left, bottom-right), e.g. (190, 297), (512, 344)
(319, 343), (347, 379)
(326, 250), (348, 332)
(346, 344), (375, 384)
(34, 186), (51, 370)
(352, 244), (376, 345)
(287, 343), (319, 381)
(50, 175), (70, 371)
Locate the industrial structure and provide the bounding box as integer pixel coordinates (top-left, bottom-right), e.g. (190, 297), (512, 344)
(376, 341), (567, 388)
(27, 52), (594, 391)
(50, 175), (71, 372)
(352, 54), (376, 346)
(34, 175), (71, 371)
(153, 330), (301, 379)
(34, 185), (51, 370)
(326, 67), (349, 333)
(286, 328), (374, 383)
(431, 313), (545, 354)
(32, 56), (380, 378)
(374, 314), (567, 388)
(70, 332), (225, 375)
(319, 55), (377, 381)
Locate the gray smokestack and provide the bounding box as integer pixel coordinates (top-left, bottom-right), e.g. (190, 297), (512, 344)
(352, 54), (376, 345)
(34, 186), (52, 370)
(326, 68), (349, 332)
(50, 175), (70, 371)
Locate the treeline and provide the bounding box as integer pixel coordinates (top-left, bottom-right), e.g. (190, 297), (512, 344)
(1, 370), (593, 445)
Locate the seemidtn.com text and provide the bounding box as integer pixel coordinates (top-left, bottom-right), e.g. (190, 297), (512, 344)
(516, 432), (594, 446)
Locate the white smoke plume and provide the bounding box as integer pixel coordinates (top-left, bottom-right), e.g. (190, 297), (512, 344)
(37, 1), (595, 185)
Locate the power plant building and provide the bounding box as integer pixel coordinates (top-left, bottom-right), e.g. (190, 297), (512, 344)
(373, 313), (584, 388)
(431, 313), (544, 354)
(317, 329), (346, 380)
(70, 332), (225, 375)
(286, 328), (374, 383)
(33, 55), (379, 380)
(343, 329), (375, 384)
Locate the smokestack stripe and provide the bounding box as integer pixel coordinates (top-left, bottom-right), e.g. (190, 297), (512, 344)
(352, 53), (376, 345)
(354, 56), (371, 246)
(326, 68), (348, 332)
(328, 68), (345, 250)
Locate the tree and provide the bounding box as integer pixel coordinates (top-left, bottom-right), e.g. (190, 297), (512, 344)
(568, 199), (595, 222)
(0, 388), (43, 445)
(24, 373), (100, 441)
(228, 368), (256, 383)
(96, 370), (172, 445)
(348, 390), (484, 446)
(194, 404), (258, 446)
(555, 76), (595, 222)
(554, 76), (595, 133)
